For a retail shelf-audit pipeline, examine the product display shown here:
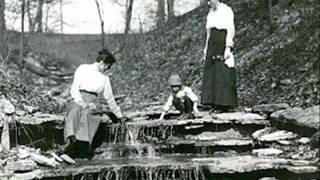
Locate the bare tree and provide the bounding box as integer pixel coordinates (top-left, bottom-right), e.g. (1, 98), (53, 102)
(156, 0), (165, 28)
(34, 0), (43, 32)
(59, 0), (63, 33)
(167, 0), (174, 20)
(26, 0), (62, 33)
(0, 0), (5, 59)
(94, 0), (105, 48)
(267, 0), (274, 33)
(26, 0), (35, 32)
(138, 17), (143, 34)
(20, 0), (25, 65)
(258, 0), (275, 34)
(124, 0), (134, 34)
(44, 0), (49, 32)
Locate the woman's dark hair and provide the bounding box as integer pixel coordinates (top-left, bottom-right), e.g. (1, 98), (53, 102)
(96, 49), (116, 64)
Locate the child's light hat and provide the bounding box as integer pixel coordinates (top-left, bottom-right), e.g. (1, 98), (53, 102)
(168, 74), (182, 86)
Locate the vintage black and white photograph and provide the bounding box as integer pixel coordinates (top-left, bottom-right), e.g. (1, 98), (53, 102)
(0, 0), (319, 179)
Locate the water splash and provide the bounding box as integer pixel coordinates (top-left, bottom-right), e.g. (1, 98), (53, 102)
(85, 166), (206, 180)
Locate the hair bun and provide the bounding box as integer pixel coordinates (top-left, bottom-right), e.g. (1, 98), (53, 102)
(98, 49), (110, 55)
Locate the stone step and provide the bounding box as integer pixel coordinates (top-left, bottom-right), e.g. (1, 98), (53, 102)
(3, 155), (316, 179)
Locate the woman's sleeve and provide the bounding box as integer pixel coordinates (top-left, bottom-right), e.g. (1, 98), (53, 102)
(204, 13), (212, 54)
(70, 66), (83, 103)
(103, 76), (123, 118)
(226, 8), (235, 48)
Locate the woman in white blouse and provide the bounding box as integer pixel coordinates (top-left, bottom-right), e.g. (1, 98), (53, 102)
(201, 0), (238, 113)
(64, 49), (125, 158)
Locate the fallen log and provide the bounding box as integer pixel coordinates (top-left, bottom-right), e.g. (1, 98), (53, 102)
(30, 153), (59, 168)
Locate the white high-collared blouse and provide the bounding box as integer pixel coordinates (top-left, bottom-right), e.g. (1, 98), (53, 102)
(206, 2), (235, 48)
(70, 63), (122, 118)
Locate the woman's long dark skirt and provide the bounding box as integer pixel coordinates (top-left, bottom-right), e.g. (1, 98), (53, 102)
(201, 28), (238, 107)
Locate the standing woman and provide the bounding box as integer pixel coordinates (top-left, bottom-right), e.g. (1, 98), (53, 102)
(201, 0), (237, 113)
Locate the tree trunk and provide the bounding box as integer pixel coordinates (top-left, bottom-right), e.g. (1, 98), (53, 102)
(267, 0), (274, 34)
(124, 0), (134, 34)
(94, 0), (105, 48)
(258, 0), (274, 34)
(156, 0), (165, 28)
(0, 0), (6, 59)
(26, 0), (34, 32)
(138, 17), (143, 34)
(35, 0), (43, 33)
(20, 0), (25, 65)
(60, 0), (63, 34)
(44, 2), (49, 32)
(167, 0), (174, 20)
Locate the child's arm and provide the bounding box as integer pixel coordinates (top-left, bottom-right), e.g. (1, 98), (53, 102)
(193, 101), (200, 114)
(185, 87), (200, 115)
(159, 112), (166, 121)
(158, 95), (173, 121)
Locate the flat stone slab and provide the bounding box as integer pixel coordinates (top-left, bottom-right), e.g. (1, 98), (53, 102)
(252, 127), (274, 140)
(109, 113), (269, 128)
(1, 155), (316, 178)
(1, 111), (269, 128)
(0, 113), (64, 127)
(166, 138), (253, 147)
(18, 113), (64, 125)
(252, 148), (284, 156)
(185, 129), (244, 141)
(127, 110), (180, 118)
(197, 156), (318, 174)
(252, 128), (299, 143)
(4, 159), (38, 173)
(212, 112), (266, 124)
(194, 139), (253, 147)
(258, 130), (298, 142)
(270, 106), (319, 130)
(252, 103), (290, 114)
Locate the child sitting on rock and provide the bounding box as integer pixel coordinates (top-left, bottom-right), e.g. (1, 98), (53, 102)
(159, 74), (200, 120)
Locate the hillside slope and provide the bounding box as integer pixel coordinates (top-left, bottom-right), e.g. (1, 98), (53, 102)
(1, 1), (318, 113)
(111, 0), (319, 109)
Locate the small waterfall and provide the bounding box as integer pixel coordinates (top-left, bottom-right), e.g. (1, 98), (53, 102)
(126, 125), (141, 146)
(146, 144), (156, 158)
(105, 123), (174, 144)
(103, 124), (160, 158)
(93, 166), (206, 180)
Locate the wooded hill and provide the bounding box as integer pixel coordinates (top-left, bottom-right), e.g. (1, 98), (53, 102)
(0, 0), (319, 114)
(110, 0), (319, 109)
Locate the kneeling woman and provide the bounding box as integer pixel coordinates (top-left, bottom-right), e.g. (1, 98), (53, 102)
(201, 0), (238, 113)
(64, 49), (125, 158)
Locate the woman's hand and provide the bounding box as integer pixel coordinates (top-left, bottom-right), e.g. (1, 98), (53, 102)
(88, 103), (97, 110)
(200, 53), (206, 64)
(224, 47), (232, 60)
(77, 101), (88, 109)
